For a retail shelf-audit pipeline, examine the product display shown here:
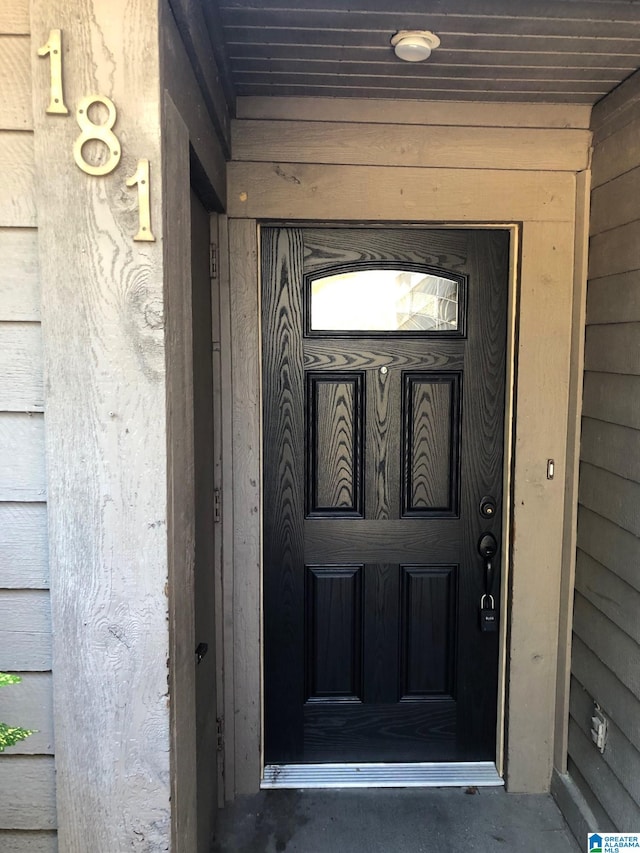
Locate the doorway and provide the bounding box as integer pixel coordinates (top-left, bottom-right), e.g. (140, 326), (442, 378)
(261, 227), (509, 779)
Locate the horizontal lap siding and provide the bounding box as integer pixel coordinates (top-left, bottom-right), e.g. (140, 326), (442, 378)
(0, 37), (32, 130)
(236, 97), (592, 129)
(229, 102), (589, 220)
(0, 831), (57, 853)
(0, 1), (29, 35)
(232, 120), (591, 172)
(228, 105), (587, 222)
(571, 74), (640, 830)
(0, 1), (56, 842)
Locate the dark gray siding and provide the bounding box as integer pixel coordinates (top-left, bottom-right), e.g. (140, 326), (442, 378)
(569, 69), (640, 831)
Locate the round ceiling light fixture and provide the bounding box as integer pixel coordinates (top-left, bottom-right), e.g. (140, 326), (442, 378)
(390, 30), (440, 62)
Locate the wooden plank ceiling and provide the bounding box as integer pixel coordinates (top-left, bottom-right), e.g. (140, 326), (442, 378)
(203, 0), (640, 104)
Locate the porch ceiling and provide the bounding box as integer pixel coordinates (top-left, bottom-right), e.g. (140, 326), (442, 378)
(203, 0), (640, 105)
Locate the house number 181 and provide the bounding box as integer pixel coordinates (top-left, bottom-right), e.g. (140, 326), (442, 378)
(38, 28), (156, 243)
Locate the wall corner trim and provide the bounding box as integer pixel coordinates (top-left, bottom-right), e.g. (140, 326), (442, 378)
(551, 768), (601, 847)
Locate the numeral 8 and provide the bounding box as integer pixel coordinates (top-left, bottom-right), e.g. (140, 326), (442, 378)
(73, 95), (121, 177)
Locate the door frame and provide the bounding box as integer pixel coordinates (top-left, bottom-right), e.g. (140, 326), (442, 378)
(225, 191), (585, 795)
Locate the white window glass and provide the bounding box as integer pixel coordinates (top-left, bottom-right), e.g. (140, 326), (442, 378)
(310, 269), (459, 332)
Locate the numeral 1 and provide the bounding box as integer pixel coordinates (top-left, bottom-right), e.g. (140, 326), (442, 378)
(37, 29), (69, 115)
(126, 159), (156, 242)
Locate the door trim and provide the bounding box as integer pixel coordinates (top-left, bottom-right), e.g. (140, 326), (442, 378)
(261, 762), (504, 789)
(227, 164), (583, 794)
(496, 223), (519, 778)
(258, 222), (520, 782)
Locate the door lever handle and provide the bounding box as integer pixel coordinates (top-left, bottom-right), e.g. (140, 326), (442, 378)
(478, 532), (498, 597)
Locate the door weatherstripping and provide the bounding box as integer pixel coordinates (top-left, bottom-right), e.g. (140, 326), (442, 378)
(262, 762), (503, 789)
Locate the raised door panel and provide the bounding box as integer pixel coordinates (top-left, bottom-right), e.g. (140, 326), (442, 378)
(305, 565), (363, 701)
(400, 565), (457, 699)
(402, 373), (461, 517)
(306, 374), (364, 517)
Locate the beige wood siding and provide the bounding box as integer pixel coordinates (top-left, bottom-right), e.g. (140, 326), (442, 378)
(232, 120), (591, 172)
(569, 67), (640, 832)
(0, 1), (56, 849)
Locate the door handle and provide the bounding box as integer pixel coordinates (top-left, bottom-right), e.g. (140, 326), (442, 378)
(478, 532), (498, 597)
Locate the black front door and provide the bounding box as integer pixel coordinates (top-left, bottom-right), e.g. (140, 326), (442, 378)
(262, 227), (508, 764)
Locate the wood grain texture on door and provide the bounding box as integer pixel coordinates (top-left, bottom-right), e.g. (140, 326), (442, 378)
(263, 227), (508, 764)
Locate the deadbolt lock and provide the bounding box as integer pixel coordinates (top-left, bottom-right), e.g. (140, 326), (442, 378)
(479, 495), (497, 519)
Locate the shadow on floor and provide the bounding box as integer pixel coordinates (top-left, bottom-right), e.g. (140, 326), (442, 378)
(212, 787), (580, 853)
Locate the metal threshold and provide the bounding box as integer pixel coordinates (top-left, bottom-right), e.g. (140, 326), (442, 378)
(262, 761), (504, 789)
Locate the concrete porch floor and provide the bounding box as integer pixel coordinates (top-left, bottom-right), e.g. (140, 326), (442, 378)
(212, 788), (581, 853)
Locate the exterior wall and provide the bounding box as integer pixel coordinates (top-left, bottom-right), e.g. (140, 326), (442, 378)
(226, 96), (592, 795)
(4, 0), (626, 842)
(30, 1), (174, 849)
(0, 0), (228, 849)
(0, 0), (57, 849)
(564, 69), (640, 833)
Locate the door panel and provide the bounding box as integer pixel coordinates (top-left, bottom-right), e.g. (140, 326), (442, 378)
(307, 373), (364, 517)
(403, 372), (460, 516)
(263, 227), (508, 765)
(306, 564), (363, 700)
(401, 565), (456, 697)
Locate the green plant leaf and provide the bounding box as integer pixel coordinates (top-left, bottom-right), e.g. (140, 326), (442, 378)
(0, 672), (22, 688)
(0, 722), (35, 752)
